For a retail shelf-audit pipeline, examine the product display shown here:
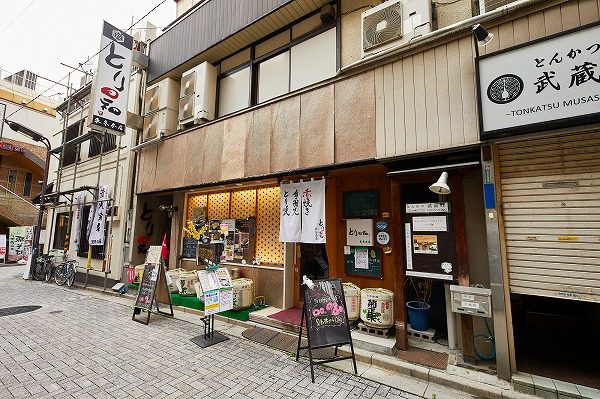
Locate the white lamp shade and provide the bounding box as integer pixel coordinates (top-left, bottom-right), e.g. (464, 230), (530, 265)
(430, 172), (451, 194)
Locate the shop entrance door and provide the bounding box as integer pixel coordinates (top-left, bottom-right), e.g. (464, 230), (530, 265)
(294, 243), (329, 308)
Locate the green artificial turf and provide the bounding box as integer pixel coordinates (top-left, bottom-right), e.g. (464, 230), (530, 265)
(169, 293), (267, 321)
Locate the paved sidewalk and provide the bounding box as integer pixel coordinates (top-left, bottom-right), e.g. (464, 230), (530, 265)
(0, 266), (474, 399)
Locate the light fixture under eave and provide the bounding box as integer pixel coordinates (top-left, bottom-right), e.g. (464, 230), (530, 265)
(429, 172), (451, 195)
(472, 24), (493, 46)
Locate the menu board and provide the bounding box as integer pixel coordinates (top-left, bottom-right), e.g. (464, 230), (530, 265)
(343, 191), (379, 218)
(302, 279), (351, 348)
(197, 267), (234, 315)
(134, 263), (158, 311)
(182, 237), (198, 259)
(345, 247), (382, 277)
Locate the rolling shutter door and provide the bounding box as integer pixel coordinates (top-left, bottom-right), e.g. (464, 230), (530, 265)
(498, 131), (600, 302)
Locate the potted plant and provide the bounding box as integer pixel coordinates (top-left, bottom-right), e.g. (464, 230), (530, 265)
(406, 277), (433, 331)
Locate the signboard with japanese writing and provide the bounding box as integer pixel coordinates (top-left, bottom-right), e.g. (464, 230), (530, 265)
(89, 21), (133, 134)
(134, 263), (159, 311)
(0, 142), (25, 153)
(7, 226), (33, 262)
(89, 185), (110, 246)
(279, 180), (326, 244)
(346, 219), (374, 246)
(477, 22), (600, 138)
(72, 192), (84, 245)
(343, 191), (379, 218)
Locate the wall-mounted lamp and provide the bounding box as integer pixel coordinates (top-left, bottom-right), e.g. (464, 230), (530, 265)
(472, 24), (493, 47)
(159, 204), (178, 218)
(429, 172), (451, 195)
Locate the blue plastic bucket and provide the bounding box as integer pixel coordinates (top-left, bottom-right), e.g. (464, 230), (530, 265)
(406, 301), (430, 331)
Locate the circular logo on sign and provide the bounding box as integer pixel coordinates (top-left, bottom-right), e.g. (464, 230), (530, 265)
(376, 232), (390, 245)
(487, 74), (524, 104)
(376, 221), (389, 231)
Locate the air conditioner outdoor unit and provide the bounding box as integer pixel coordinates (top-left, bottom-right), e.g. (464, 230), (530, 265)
(144, 77), (180, 116)
(142, 108), (178, 141)
(179, 61), (217, 126)
(361, 0), (432, 57)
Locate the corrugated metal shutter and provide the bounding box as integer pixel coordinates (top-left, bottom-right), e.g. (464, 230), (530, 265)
(498, 131), (600, 302)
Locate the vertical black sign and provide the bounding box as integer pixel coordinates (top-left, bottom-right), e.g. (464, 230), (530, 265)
(295, 278), (357, 382)
(132, 261), (174, 325)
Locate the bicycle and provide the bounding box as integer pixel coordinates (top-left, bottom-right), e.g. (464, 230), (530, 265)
(32, 255), (52, 281)
(473, 317), (496, 360)
(54, 252), (78, 287)
(42, 255), (57, 282)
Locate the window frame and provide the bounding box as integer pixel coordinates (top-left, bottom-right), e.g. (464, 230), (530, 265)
(215, 1), (338, 117)
(23, 172), (32, 197)
(52, 211), (72, 250)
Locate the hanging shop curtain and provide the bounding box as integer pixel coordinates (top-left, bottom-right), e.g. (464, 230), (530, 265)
(279, 179), (326, 244)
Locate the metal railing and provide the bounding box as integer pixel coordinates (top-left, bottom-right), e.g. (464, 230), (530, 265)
(0, 184), (45, 227)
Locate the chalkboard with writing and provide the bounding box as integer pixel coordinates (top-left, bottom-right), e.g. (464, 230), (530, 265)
(345, 247), (382, 277)
(303, 279), (351, 347)
(134, 263), (158, 311)
(182, 238), (198, 259)
(296, 278), (357, 382)
(343, 191), (379, 218)
(132, 260), (174, 325)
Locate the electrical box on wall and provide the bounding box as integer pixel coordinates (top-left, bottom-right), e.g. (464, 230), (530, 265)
(361, 0), (432, 57)
(450, 285), (492, 318)
(178, 61), (217, 126)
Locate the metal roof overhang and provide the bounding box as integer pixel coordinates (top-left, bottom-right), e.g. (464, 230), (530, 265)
(148, 0), (331, 83)
(49, 131), (102, 155)
(382, 146), (482, 176)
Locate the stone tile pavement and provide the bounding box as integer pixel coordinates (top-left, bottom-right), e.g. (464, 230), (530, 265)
(0, 266), (474, 399)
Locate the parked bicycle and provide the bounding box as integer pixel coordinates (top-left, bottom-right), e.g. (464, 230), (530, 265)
(473, 317), (496, 360)
(54, 252), (78, 287)
(32, 254), (54, 282)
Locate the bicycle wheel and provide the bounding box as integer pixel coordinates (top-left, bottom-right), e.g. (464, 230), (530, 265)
(32, 258), (46, 281)
(54, 263), (68, 286)
(66, 264), (77, 287)
(474, 333), (496, 360)
(44, 262), (53, 282)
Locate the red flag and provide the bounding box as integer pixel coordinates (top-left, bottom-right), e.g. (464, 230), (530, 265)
(161, 233), (169, 260)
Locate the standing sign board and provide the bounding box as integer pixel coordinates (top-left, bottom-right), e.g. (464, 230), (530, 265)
(132, 246), (173, 325)
(191, 267), (233, 347)
(477, 22), (600, 138)
(0, 234), (6, 263)
(296, 278), (357, 382)
(89, 21), (133, 135)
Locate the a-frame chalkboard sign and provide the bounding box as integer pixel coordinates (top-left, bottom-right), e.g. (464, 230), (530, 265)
(132, 246), (173, 325)
(296, 278), (357, 382)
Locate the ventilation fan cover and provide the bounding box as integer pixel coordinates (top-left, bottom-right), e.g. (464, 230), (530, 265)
(144, 86), (160, 115)
(180, 71), (196, 98)
(179, 96), (194, 121)
(362, 1), (403, 51)
(143, 113), (158, 140)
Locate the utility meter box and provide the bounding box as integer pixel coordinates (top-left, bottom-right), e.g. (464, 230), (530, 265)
(450, 285), (492, 318)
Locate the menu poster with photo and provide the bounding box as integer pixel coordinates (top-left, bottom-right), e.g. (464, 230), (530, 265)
(219, 288), (233, 312)
(214, 267), (233, 288)
(145, 245), (162, 264)
(197, 270), (220, 292)
(413, 235), (438, 255)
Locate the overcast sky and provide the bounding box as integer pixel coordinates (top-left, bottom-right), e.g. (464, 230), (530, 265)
(0, 0), (176, 97)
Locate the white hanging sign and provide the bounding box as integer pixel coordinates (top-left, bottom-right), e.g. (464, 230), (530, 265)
(279, 182), (302, 242)
(89, 21), (134, 134)
(300, 179), (326, 244)
(73, 192), (85, 245)
(89, 185), (111, 246)
(412, 216), (448, 232)
(346, 219), (374, 246)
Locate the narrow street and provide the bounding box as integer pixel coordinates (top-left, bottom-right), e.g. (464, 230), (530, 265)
(0, 265), (471, 399)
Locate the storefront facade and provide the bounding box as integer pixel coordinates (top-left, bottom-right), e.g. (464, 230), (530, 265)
(475, 4), (600, 387)
(131, 0), (599, 387)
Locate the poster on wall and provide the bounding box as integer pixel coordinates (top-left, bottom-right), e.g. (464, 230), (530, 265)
(346, 219), (374, 246)
(300, 179), (326, 244)
(413, 235), (439, 254)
